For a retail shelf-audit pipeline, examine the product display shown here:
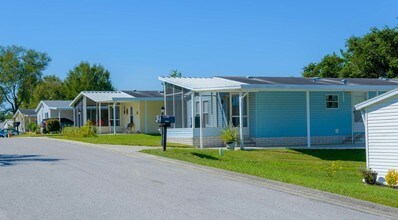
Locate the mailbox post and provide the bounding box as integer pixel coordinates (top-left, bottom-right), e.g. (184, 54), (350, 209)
(156, 115), (175, 151)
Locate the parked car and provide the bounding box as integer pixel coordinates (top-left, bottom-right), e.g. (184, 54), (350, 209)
(40, 118), (74, 129)
(0, 128), (19, 137)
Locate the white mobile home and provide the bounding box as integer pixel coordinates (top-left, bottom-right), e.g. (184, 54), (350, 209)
(355, 88), (398, 184)
(12, 109), (37, 132)
(35, 100), (74, 124)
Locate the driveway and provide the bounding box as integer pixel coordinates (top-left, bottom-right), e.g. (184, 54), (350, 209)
(0, 137), (396, 220)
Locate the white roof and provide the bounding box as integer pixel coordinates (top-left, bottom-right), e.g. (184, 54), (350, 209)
(355, 88), (398, 110)
(70, 91), (132, 106)
(158, 77), (244, 91)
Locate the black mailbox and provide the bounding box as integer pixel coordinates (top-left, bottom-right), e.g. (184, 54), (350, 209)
(156, 115), (175, 151)
(156, 115), (175, 124)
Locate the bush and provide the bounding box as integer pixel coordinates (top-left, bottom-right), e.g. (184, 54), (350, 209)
(385, 169), (398, 188)
(220, 125), (239, 144)
(321, 161), (342, 178)
(359, 167), (378, 184)
(46, 119), (61, 132)
(28, 122), (38, 132)
(62, 120), (97, 138)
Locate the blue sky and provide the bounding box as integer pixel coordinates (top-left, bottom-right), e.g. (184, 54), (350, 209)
(1, 0), (397, 90)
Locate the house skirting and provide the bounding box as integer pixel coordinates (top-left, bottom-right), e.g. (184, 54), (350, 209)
(253, 135), (350, 147)
(168, 135), (351, 148)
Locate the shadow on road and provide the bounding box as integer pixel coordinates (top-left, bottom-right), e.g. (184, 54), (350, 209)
(0, 154), (62, 166)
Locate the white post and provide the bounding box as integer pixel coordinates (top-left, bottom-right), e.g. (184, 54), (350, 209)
(145, 101), (148, 133)
(191, 92), (195, 129)
(113, 102), (116, 135)
(99, 102), (102, 134)
(83, 96), (87, 125)
(199, 93), (203, 149)
(73, 108), (75, 126)
(58, 110), (61, 123)
(239, 92), (244, 147)
(306, 91), (311, 148)
(108, 103), (111, 133)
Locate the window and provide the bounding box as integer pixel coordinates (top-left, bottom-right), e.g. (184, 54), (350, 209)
(109, 105), (120, 126)
(203, 101), (209, 126)
(326, 95), (338, 109)
(130, 107), (134, 124)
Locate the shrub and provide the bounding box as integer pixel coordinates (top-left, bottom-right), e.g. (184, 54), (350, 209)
(385, 169), (398, 188)
(62, 120), (97, 138)
(220, 125), (239, 144)
(46, 119), (60, 132)
(322, 161), (342, 178)
(28, 122), (38, 132)
(359, 167), (378, 184)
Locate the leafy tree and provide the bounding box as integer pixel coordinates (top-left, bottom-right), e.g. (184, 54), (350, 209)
(302, 26), (398, 78)
(63, 62), (115, 99)
(169, 69), (182, 78)
(0, 45), (51, 114)
(26, 75), (66, 108)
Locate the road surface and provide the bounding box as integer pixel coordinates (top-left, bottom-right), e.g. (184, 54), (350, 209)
(0, 137), (396, 220)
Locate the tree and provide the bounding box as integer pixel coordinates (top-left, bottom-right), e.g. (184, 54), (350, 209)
(169, 69), (182, 78)
(26, 75), (66, 108)
(0, 45), (51, 114)
(63, 62), (115, 99)
(302, 26), (398, 78)
(303, 53), (344, 78)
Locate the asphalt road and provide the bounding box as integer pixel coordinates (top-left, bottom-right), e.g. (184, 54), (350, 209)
(0, 137), (395, 220)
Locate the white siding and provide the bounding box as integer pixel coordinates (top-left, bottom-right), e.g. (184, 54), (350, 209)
(366, 96), (398, 180)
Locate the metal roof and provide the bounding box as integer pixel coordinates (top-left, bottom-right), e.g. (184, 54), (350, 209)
(219, 76), (398, 86)
(159, 76), (398, 92)
(70, 90), (163, 106)
(158, 77), (243, 91)
(70, 91), (132, 106)
(355, 87), (398, 110)
(15, 109), (36, 117)
(121, 90), (163, 99)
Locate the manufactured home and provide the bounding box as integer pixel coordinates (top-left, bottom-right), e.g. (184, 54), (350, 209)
(355, 88), (398, 183)
(159, 76), (398, 148)
(70, 90), (163, 134)
(35, 100), (74, 124)
(12, 109), (37, 133)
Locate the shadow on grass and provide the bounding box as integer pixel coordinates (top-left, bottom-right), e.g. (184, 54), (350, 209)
(292, 149), (365, 162)
(0, 154), (62, 166)
(191, 152), (220, 160)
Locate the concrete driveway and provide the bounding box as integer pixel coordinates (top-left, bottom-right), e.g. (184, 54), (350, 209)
(0, 137), (396, 220)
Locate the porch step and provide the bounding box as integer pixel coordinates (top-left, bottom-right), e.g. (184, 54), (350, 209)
(343, 134), (365, 144)
(241, 137), (256, 147)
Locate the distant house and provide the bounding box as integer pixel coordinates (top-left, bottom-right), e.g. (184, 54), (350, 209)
(12, 109), (37, 132)
(35, 100), (73, 124)
(355, 88), (398, 184)
(69, 90), (163, 134)
(2, 119), (13, 129)
(158, 76), (398, 148)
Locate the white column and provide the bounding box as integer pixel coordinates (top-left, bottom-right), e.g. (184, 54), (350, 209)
(239, 92), (244, 147)
(99, 102), (102, 134)
(191, 92), (195, 129)
(83, 96), (87, 125)
(113, 102), (117, 135)
(108, 103), (111, 133)
(58, 110), (61, 122)
(306, 91), (311, 148)
(73, 108), (76, 126)
(145, 101), (148, 133)
(199, 93), (203, 149)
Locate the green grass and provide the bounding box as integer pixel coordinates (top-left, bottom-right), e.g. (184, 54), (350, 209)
(53, 133), (191, 148)
(142, 148), (398, 207)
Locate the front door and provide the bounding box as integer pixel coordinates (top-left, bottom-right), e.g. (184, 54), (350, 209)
(230, 94), (248, 128)
(352, 92), (367, 134)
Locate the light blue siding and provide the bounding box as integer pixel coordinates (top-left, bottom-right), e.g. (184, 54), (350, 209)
(250, 91), (307, 138)
(309, 91), (351, 136)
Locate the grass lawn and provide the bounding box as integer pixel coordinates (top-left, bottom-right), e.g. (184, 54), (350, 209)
(52, 133), (191, 148)
(142, 148), (398, 208)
